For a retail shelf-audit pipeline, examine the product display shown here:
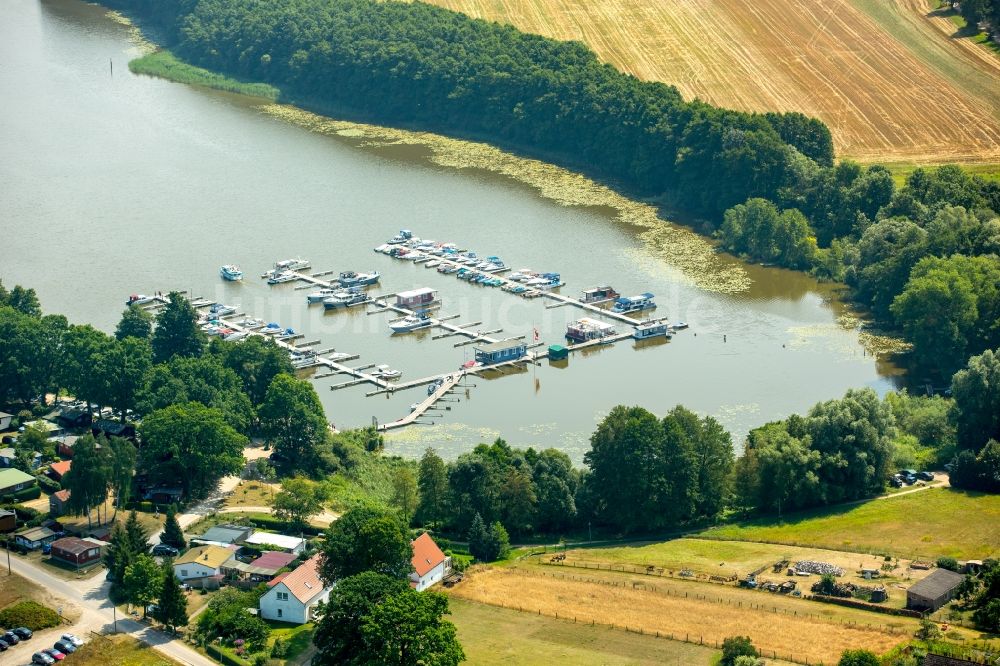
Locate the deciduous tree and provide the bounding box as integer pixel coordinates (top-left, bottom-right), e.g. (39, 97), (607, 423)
(320, 505), (412, 582)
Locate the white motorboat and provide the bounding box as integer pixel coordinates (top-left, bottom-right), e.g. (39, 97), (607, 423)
(238, 317), (265, 328)
(125, 294), (156, 306)
(220, 264), (243, 281)
(425, 260), (441, 268)
(273, 258), (310, 272)
(371, 364), (402, 379)
(209, 303), (236, 316)
(267, 270), (298, 285)
(223, 330), (249, 341)
(388, 311), (432, 333)
(328, 352), (354, 362)
(323, 290), (369, 309)
(306, 288), (339, 304)
(337, 270), (380, 287)
(374, 244), (391, 253)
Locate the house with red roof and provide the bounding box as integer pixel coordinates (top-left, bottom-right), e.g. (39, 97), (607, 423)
(49, 460), (72, 481)
(259, 555), (331, 624)
(410, 533), (451, 591)
(50, 489), (71, 516)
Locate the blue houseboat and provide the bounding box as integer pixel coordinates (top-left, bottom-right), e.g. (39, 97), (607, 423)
(611, 292), (655, 314)
(474, 340), (528, 365)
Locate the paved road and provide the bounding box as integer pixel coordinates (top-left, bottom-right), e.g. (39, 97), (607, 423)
(7, 556), (215, 666)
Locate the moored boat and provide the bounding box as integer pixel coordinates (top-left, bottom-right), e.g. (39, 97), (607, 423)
(267, 270), (298, 285)
(633, 319), (672, 340)
(125, 294), (156, 306)
(323, 290), (369, 309)
(580, 285), (620, 304)
(337, 270), (380, 287)
(388, 311), (432, 333)
(306, 288), (339, 304)
(611, 292), (655, 314)
(371, 364), (402, 379)
(273, 258), (310, 272)
(209, 303), (237, 316)
(220, 264), (243, 281)
(566, 317), (617, 343)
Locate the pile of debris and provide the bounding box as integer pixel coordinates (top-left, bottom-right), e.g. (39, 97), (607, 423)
(811, 579), (854, 597)
(794, 560), (844, 576)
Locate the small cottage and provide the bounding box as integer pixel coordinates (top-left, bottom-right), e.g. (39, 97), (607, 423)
(15, 526), (58, 550)
(195, 523), (254, 546)
(49, 460), (72, 482)
(50, 536), (103, 569)
(0, 509), (16, 533)
(0, 468), (37, 497)
(50, 489), (72, 517)
(907, 568), (965, 612)
(0, 411), (12, 431)
(409, 533), (451, 592)
(173, 545), (236, 581)
(244, 532), (306, 555)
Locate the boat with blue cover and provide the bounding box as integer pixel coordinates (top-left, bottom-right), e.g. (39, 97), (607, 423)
(611, 292), (655, 314)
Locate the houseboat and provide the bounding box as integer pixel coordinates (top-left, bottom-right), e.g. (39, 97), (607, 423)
(220, 265), (243, 281)
(580, 285), (619, 304)
(474, 340), (528, 365)
(337, 270), (380, 287)
(388, 311), (433, 333)
(395, 288), (438, 310)
(611, 293), (655, 314)
(565, 317), (617, 343)
(633, 320), (672, 340)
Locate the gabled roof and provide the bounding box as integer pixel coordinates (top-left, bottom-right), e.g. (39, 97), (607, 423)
(0, 468), (35, 488)
(274, 554), (325, 603)
(245, 532), (304, 550)
(252, 551), (297, 572)
(17, 526), (55, 542)
(411, 533), (446, 578)
(51, 536), (97, 555)
(267, 572), (289, 588)
(50, 460), (72, 477)
(174, 545), (234, 570)
(908, 568), (964, 598)
(200, 524), (252, 544)
(52, 489), (71, 502)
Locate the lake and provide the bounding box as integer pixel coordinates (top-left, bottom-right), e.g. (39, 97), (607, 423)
(0, 0), (901, 463)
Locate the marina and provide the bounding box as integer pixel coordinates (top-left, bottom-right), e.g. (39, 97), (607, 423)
(1, 0), (900, 460)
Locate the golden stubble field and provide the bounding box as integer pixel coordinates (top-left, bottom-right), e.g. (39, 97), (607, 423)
(425, 0), (1000, 163)
(448, 565), (912, 664)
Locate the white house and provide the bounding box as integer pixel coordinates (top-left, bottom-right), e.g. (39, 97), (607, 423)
(172, 545), (234, 581)
(259, 555), (330, 624)
(409, 533), (450, 592)
(0, 412), (12, 431)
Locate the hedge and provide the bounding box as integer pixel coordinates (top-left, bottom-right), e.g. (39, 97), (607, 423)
(0, 601), (62, 631)
(35, 475), (61, 493)
(245, 514), (323, 537)
(806, 594), (923, 617)
(0, 485), (41, 503)
(206, 643), (252, 666)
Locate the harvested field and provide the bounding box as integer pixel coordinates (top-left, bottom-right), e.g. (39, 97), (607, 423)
(700, 488), (1000, 560)
(448, 566), (909, 664)
(426, 0), (1000, 162)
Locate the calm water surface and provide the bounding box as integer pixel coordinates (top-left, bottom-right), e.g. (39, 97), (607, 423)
(0, 0), (901, 463)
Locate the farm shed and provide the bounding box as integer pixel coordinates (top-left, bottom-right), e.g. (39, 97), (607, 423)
(906, 568), (965, 612)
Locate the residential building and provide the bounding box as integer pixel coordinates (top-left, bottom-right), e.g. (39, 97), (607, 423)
(193, 523), (253, 545)
(907, 568), (965, 611)
(15, 526), (57, 550)
(50, 536), (103, 569)
(0, 468), (37, 496)
(50, 489), (71, 516)
(244, 531), (306, 555)
(259, 555), (331, 624)
(173, 545), (235, 581)
(223, 551), (297, 583)
(48, 460), (72, 482)
(0, 509), (16, 533)
(0, 411), (12, 431)
(0, 449), (42, 470)
(409, 533), (451, 591)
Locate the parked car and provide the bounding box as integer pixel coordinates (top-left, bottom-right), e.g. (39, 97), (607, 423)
(60, 634), (84, 647)
(889, 476), (903, 488)
(146, 603), (160, 615)
(1, 435), (15, 444)
(13, 627), (33, 640)
(0, 638), (8, 651)
(2, 631), (20, 645)
(43, 648), (65, 661)
(152, 544), (179, 557)
(42, 543), (52, 555)
(32, 653), (55, 666)
(917, 471), (934, 481)
(54, 640), (76, 654)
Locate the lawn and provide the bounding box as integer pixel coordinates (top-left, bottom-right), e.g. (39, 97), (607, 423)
(699, 488), (1000, 560)
(448, 598), (735, 665)
(265, 620), (316, 664)
(73, 634), (180, 666)
(224, 481), (277, 510)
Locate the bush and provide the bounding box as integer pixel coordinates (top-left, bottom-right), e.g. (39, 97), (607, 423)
(838, 649), (880, 666)
(271, 638), (288, 658)
(721, 636), (758, 666)
(35, 475), (61, 494)
(0, 485), (41, 503)
(0, 600), (62, 631)
(936, 556), (960, 572)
